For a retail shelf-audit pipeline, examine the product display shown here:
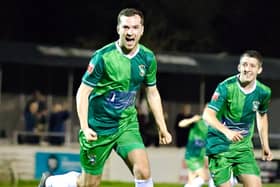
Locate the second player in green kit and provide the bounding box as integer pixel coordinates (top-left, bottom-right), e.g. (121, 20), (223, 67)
(203, 50), (273, 187)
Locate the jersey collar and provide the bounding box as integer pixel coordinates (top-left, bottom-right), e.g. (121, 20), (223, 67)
(236, 74), (256, 94)
(115, 41), (139, 59)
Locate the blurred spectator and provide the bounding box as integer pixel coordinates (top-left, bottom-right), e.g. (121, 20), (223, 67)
(174, 103), (194, 147)
(19, 90), (48, 144)
(23, 90), (48, 132)
(33, 90), (48, 131)
(21, 100), (40, 144)
(24, 100), (39, 131)
(48, 103), (70, 145)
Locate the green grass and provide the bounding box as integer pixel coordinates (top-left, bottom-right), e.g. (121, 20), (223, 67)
(0, 180), (280, 187)
(1, 180), (180, 187)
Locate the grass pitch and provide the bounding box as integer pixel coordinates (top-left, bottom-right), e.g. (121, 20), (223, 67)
(0, 180), (280, 187)
(1, 180), (180, 187)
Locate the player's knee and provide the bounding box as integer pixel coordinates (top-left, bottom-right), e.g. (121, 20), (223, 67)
(77, 180), (100, 187)
(133, 165), (151, 179)
(77, 175), (101, 187)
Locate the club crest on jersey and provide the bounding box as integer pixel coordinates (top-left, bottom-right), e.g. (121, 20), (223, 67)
(87, 63), (94, 74)
(252, 101), (260, 111)
(211, 92), (220, 101)
(87, 152), (96, 165)
(138, 65), (146, 77)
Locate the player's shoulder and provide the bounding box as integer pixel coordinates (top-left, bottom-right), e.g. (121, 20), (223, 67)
(256, 80), (271, 94)
(89, 42), (117, 62)
(95, 42), (116, 55)
(138, 44), (156, 63)
(219, 75), (237, 87)
(89, 42), (115, 58)
(139, 44), (155, 56)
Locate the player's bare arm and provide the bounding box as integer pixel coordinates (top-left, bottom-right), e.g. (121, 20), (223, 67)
(178, 115), (201, 128)
(76, 82), (97, 141)
(145, 85), (172, 144)
(256, 112), (273, 161)
(203, 107), (244, 142)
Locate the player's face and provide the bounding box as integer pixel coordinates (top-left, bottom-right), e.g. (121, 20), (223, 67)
(117, 15), (144, 55)
(238, 55), (262, 84)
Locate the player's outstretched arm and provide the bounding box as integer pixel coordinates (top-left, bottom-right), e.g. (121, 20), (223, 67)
(178, 115), (201, 128)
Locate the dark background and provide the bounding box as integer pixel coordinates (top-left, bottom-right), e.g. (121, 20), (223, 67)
(1, 1), (280, 150)
(1, 0), (280, 57)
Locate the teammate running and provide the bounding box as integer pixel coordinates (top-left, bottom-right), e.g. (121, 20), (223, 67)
(203, 50), (273, 187)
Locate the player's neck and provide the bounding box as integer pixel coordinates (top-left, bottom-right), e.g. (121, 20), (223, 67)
(237, 76), (256, 93)
(116, 40), (139, 58)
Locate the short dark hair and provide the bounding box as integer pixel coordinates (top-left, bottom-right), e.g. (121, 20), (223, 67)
(117, 8), (144, 25)
(241, 50), (263, 66)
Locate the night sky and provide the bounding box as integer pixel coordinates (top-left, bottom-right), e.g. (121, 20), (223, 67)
(1, 0), (280, 58)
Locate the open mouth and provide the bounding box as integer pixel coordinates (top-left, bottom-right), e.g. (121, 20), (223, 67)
(126, 37), (135, 44)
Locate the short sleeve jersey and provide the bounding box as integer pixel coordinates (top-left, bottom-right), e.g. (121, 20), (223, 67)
(82, 42), (157, 135)
(206, 75), (271, 155)
(185, 119), (208, 159)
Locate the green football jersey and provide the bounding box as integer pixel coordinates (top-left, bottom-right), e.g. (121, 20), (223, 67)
(185, 119), (208, 159)
(82, 42), (157, 135)
(206, 75), (271, 155)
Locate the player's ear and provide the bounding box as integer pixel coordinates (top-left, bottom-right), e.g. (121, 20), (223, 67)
(237, 64), (241, 72)
(257, 66), (263, 74)
(140, 25), (144, 37)
(117, 25), (120, 34)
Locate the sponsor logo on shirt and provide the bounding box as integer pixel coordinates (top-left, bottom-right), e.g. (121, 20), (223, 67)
(211, 92), (220, 101)
(87, 63), (94, 74)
